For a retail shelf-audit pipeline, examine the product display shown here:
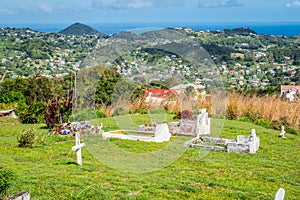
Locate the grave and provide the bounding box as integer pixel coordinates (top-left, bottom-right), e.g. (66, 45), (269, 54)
(184, 129), (260, 154)
(72, 133), (85, 166)
(102, 123), (171, 143)
(138, 108), (211, 136)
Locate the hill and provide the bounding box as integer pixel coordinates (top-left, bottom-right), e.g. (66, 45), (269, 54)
(223, 27), (257, 36)
(59, 22), (104, 36)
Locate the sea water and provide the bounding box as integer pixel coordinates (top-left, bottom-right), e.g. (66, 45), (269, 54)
(1, 22), (300, 36)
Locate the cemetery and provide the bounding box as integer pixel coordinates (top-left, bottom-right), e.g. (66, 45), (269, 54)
(101, 108), (260, 154)
(0, 114), (299, 199)
(102, 109), (211, 143)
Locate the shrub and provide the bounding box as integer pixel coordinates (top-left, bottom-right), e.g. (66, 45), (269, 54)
(0, 167), (14, 197)
(135, 109), (148, 114)
(173, 110), (195, 120)
(96, 110), (107, 118)
(17, 128), (36, 148)
(17, 101), (46, 124)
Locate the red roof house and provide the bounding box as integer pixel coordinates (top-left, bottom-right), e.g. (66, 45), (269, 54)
(144, 89), (177, 102)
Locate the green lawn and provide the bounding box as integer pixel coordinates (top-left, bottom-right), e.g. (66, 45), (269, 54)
(0, 115), (299, 199)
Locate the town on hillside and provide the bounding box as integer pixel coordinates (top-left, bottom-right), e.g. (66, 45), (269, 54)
(0, 24), (299, 93)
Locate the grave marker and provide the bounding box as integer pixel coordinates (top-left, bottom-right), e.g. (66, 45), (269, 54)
(274, 188), (285, 200)
(72, 132), (85, 166)
(279, 126), (286, 138)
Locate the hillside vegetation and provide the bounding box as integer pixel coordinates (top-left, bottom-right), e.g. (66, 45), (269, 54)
(59, 22), (103, 36)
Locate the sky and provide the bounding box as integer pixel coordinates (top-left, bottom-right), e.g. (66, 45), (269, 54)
(0, 0), (300, 24)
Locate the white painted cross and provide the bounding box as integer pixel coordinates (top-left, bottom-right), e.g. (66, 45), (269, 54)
(72, 132), (85, 166)
(279, 126), (286, 138)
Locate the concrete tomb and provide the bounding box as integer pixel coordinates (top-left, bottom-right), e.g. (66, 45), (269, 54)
(102, 123), (171, 143)
(138, 108), (211, 137)
(185, 129), (260, 154)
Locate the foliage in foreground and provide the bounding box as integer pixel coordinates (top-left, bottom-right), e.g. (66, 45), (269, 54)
(17, 128), (36, 148)
(0, 167), (14, 198)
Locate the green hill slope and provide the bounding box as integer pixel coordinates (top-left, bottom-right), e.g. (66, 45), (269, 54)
(59, 22), (104, 36)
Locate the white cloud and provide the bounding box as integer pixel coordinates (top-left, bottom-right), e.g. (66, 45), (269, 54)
(127, 0), (153, 9)
(33, 2), (53, 13)
(0, 7), (15, 15)
(286, 1), (300, 7)
(90, 0), (183, 10)
(158, 0), (183, 6)
(91, 0), (153, 10)
(198, 0), (243, 8)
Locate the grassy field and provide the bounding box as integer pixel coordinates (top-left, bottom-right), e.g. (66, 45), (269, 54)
(0, 115), (299, 199)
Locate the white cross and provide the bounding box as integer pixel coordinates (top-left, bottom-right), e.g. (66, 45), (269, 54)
(279, 126), (286, 138)
(72, 132), (85, 166)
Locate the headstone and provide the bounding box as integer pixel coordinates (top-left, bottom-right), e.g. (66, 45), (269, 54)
(196, 108), (210, 137)
(274, 188), (285, 200)
(250, 129), (256, 137)
(154, 123), (171, 142)
(279, 126), (286, 138)
(72, 132), (85, 166)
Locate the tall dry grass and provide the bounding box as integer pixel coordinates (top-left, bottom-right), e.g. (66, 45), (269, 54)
(95, 92), (299, 131)
(227, 93), (300, 130)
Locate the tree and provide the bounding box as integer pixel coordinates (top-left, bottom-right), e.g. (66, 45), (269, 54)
(17, 101), (46, 124)
(44, 92), (73, 128)
(95, 67), (121, 105)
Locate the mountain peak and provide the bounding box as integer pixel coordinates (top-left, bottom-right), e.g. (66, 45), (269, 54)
(59, 22), (103, 36)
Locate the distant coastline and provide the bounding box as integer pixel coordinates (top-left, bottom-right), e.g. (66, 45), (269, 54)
(1, 22), (300, 36)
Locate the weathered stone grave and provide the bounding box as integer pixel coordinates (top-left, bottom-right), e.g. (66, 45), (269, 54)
(184, 129), (260, 154)
(138, 108), (211, 137)
(72, 133), (85, 166)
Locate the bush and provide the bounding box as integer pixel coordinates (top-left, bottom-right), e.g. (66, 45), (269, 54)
(135, 109), (148, 114)
(0, 167), (14, 197)
(17, 101), (46, 124)
(96, 111), (107, 118)
(17, 128), (36, 148)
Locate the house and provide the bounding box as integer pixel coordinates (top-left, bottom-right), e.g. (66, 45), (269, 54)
(144, 89), (177, 102)
(280, 85), (300, 102)
(171, 84), (206, 100)
(0, 109), (18, 118)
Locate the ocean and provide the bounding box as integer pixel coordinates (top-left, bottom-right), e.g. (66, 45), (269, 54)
(1, 22), (300, 37)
